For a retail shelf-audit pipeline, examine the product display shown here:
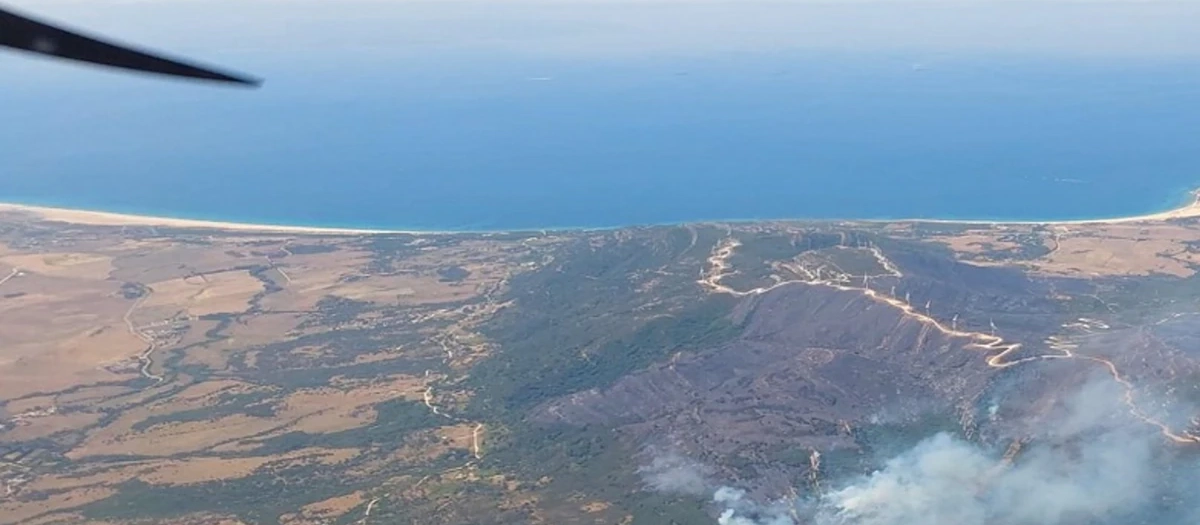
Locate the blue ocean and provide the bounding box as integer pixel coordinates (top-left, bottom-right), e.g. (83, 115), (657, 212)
(4, 16), (1200, 231)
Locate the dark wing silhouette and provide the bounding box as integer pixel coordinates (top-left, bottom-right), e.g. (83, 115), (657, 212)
(0, 4), (261, 87)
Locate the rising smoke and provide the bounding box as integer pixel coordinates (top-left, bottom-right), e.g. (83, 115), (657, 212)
(713, 487), (798, 525)
(812, 377), (1158, 525)
(637, 447), (717, 496)
(641, 375), (1198, 525)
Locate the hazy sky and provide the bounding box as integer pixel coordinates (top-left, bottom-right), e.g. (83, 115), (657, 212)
(3, 0), (1199, 229)
(5, 0), (1200, 65)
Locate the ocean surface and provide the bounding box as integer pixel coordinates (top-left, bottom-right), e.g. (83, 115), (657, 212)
(5, 50), (1200, 231)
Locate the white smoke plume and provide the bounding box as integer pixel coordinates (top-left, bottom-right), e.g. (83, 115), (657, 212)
(812, 431), (1153, 525)
(638, 447), (717, 496)
(698, 375), (1194, 525)
(713, 487), (796, 525)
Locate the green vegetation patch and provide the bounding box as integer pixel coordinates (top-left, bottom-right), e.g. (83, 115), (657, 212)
(79, 468), (352, 525)
(437, 265), (471, 282)
(282, 243), (339, 255)
(480, 424), (710, 525)
(129, 390), (278, 432)
(467, 229), (738, 415)
(470, 294), (740, 415)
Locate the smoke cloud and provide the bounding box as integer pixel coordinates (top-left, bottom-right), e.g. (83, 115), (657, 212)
(714, 487), (797, 525)
(812, 430), (1154, 525)
(638, 447), (717, 496)
(811, 377), (1157, 525)
(681, 375), (1196, 525)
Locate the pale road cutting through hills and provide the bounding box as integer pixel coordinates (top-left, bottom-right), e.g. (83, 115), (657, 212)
(359, 497), (381, 525)
(123, 291), (164, 384)
(384, 281), (511, 515)
(0, 267), (18, 287)
(309, 263), (503, 522)
(699, 237), (1200, 444)
(266, 241), (293, 285)
(472, 423), (484, 460)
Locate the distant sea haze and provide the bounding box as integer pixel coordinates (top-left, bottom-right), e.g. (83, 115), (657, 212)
(4, 52), (1200, 232)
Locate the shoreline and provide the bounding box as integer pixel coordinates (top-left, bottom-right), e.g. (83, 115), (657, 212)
(863, 188), (1200, 226)
(2, 189), (1199, 235)
(0, 203), (421, 235)
(859, 188), (1200, 227)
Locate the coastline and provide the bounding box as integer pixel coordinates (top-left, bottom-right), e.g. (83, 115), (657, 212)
(864, 189), (1200, 227)
(2, 189), (1199, 235)
(0, 203), (418, 235)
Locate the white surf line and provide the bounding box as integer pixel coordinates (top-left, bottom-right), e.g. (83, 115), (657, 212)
(0, 267), (18, 288)
(123, 292), (164, 384)
(701, 236), (1199, 444)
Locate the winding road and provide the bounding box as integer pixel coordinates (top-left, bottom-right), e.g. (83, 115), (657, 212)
(699, 236), (1199, 445)
(123, 291), (164, 384)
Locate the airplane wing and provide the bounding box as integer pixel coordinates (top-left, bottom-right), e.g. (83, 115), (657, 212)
(0, 4), (261, 87)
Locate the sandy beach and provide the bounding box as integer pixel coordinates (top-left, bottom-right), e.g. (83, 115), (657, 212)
(2, 189), (1199, 234)
(866, 189), (1200, 227)
(0, 203), (413, 235)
